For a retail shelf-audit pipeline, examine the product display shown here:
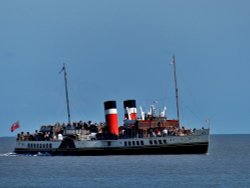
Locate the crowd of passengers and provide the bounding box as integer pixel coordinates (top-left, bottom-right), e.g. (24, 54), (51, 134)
(149, 126), (193, 137)
(119, 126), (193, 139)
(16, 121), (106, 141)
(16, 120), (195, 141)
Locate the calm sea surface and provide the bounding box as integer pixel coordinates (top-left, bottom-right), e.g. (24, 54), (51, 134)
(0, 135), (250, 188)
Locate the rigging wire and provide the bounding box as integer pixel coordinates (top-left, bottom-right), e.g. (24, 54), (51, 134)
(176, 65), (209, 127)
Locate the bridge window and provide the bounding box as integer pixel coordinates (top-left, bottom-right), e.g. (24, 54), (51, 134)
(163, 139), (167, 144)
(159, 140), (162, 144)
(154, 140), (157, 144)
(136, 141), (140, 145)
(124, 141), (127, 146)
(149, 140), (153, 145)
(140, 141), (144, 145)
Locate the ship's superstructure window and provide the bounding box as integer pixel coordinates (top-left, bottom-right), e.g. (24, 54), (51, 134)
(163, 139), (167, 144)
(123, 140), (144, 146)
(27, 143), (53, 149)
(108, 141), (111, 146)
(149, 140), (153, 145)
(154, 140), (157, 144)
(159, 140), (162, 144)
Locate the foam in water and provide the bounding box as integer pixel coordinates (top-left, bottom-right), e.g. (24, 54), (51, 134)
(0, 152), (51, 157)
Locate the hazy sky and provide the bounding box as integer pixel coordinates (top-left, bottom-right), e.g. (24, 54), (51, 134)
(1, 0), (250, 136)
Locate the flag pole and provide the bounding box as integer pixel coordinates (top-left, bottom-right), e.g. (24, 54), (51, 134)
(62, 63), (71, 124)
(172, 55), (180, 124)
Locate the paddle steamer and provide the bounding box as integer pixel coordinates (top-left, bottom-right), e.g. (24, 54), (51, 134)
(14, 57), (210, 155)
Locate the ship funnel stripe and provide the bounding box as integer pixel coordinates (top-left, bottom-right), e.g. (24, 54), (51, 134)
(123, 100), (136, 108)
(124, 107), (137, 114)
(105, 109), (118, 115)
(104, 101), (117, 110)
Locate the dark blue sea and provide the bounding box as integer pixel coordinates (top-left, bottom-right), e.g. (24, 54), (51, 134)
(0, 135), (250, 188)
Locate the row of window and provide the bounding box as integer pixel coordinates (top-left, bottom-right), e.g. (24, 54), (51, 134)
(149, 139), (167, 145)
(124, 140), (144, 146)
(27, 140), (167, 148)
(123, 139), (167, 147)
(27, 143), (52, 149)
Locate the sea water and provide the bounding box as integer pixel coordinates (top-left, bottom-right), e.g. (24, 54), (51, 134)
(0, 135), (250, 188)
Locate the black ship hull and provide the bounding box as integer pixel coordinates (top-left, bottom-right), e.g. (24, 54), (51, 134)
(14, 142), (209, 156)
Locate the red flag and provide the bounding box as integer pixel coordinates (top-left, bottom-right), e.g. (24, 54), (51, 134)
(11, 121), (20, 132)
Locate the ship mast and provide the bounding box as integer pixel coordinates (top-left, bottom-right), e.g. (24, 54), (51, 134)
(61, 63), (71, 124)
(171, 55), (180, 123)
